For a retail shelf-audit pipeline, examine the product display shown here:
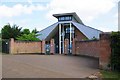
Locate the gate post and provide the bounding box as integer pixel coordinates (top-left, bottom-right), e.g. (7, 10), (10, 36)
(42, 40), (45, 54)
(99, 33), (111, 69)
(64, 39), (69, 55)
(9, 38), (14, 54)
(72, 38), (76, 55)
(50, 39), (55, 54)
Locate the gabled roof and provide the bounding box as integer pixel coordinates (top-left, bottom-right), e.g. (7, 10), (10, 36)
(37, 21), (102, 40)
(53, 12), (84, 25)
(37, 22), (58, 40)
(72, 22), (102, 39)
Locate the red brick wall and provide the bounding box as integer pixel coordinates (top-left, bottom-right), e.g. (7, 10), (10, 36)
(9, 38), (42, 54)
(50, 39), (55, 54)
(9, 38), (55, 55)
(64, 39), (69, 54)
(42, 40), (45, 54)
(75, 28), (87, 41)
(75, 40), (100, 58)
(99, 33), (111, 69)
(75, 33), (111, 69)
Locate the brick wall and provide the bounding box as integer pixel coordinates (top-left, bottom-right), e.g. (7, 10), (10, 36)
(9, 32), (111, 69)
(50, 39), (55, 54)
(75, 28), (87, 41)
(9, 38), (42, 54)
(9, 38), (55, 55)
(75, 40), (100, 58)
(99, 33), (111, 69)
(64, 39), (69, 54)
(74, 32), (111, 69)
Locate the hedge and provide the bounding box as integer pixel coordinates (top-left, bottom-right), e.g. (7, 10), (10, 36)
(110, 31), (120, 71)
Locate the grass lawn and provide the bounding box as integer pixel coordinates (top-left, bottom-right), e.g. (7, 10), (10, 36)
(101, 70), (120, 79)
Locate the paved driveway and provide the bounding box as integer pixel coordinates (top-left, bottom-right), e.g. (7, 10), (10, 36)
(2, 54), (99, 78)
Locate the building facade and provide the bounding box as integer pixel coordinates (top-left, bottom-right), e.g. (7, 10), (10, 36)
(37, 12), (102, 54)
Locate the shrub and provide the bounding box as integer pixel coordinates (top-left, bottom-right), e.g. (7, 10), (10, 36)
(110, 31), (120, 71)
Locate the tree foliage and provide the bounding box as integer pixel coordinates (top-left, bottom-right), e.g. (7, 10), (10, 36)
(32, 28), (38, 34)
(110, 31), (120, 71)
(17, 33), (40, 41)
(1, 23), (22, 39)
(1, 23), (40, 41)
(22, 29), (30, 35)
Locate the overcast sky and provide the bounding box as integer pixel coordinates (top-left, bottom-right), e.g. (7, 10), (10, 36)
(0, 0), (119, 32)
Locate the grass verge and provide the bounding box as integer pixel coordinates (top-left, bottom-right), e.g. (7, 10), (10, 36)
(101, 70), (120, 79)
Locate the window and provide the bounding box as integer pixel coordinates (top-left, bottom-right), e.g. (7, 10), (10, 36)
(66, 27), (74, 33)
(60, 17), (64, 20)
(66, 28), (70, 33)
(58, 16), (72, 21)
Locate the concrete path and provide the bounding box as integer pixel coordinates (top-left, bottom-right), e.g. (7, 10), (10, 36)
(2, 55), (99, 78)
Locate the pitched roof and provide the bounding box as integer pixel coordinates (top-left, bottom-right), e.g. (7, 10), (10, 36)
(72, 22), (102, 39)
(37, 21), (102, 40)
(37, 22), (58, 40)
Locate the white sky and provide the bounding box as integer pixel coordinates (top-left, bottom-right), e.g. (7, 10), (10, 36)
(0, 0), (119, 32)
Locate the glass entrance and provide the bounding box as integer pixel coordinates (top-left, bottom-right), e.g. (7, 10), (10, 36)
(59, 23), (75, 54)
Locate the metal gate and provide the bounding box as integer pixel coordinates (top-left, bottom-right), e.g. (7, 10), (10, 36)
(2, 39), (9, 53)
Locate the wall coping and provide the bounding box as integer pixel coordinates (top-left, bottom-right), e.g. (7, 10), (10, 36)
(76, 40), (99, 42)
(15, 40), (42, 43)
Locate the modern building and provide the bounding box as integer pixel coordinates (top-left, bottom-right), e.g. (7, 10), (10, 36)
(37, 12), (102, 54)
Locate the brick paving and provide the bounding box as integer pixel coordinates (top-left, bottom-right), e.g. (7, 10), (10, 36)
(2, 54), (99, 78)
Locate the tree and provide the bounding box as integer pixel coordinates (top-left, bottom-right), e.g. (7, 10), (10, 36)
(22, 29), (30, 35)
(32, 28), (38, 34)
(17, 33), (40, 41)
(16, 28), (40, 41)
(1, 23), (22, 39)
